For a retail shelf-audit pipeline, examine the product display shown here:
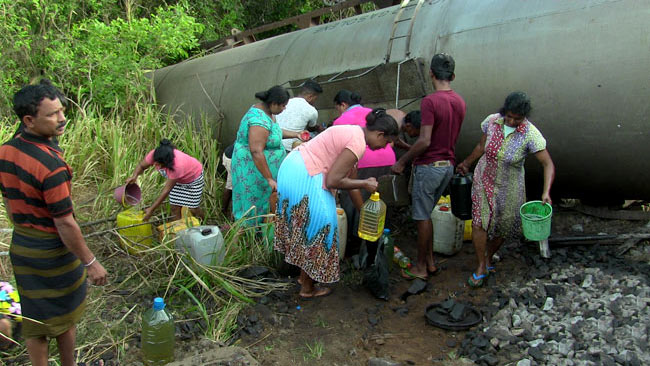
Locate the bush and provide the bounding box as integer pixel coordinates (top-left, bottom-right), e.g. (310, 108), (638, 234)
(0, 1), (203, 114)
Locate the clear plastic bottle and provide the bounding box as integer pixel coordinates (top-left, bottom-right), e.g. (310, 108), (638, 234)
(358, 192), (386, 241)
(142, 297), (175, 365)
(393, 246), (411, 269)
(381, 229), (394, 272)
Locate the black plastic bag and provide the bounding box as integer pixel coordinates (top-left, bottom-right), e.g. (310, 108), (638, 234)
(363, 239), (390, 300)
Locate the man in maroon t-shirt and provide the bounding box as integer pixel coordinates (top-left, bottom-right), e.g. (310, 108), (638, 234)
(391, 53), (466, 280)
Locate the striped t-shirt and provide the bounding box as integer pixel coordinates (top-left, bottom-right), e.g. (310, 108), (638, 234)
(0, 132), (74, 233)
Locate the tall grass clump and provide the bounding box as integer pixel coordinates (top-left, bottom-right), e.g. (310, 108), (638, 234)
(0, 100), (287, 365)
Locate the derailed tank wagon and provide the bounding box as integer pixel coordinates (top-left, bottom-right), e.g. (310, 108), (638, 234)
(152, 0), (650, 200)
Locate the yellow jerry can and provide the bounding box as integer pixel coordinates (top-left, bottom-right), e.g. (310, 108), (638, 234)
(157, 216), (201, 242)
(116, 209), (154, 255)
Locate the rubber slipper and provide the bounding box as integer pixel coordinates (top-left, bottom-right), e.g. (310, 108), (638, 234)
(401, 268), (428, 281)
(299, 287), (332, 300)
(467, 273), (487, 288)
(486, 266), (496, 275)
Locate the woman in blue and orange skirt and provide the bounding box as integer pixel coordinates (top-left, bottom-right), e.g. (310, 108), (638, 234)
(274, 109), (399, 298)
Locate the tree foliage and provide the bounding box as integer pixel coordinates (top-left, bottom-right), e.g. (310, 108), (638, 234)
(50, 5), (204, 109)
(0, 0), (356, 115)
(0, 0), (206, 113)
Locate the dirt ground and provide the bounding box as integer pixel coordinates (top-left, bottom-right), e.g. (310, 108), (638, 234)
(1, 202), (647, 365)
(239, 245), (492, 366)
(231, 205), (649, 366)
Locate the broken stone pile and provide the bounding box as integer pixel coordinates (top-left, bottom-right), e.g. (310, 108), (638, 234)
(459, 244), (650, 366)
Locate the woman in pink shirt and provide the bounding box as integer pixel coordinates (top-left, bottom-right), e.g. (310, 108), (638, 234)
(274, 109), (399, 298)
(127, 139), (204, 222)
(332, 90), (397, 254)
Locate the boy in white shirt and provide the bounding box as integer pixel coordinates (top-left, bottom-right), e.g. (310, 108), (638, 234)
(277, 80), (323, 151)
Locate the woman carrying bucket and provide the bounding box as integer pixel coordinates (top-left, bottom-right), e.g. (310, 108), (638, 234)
(126, 139), (204, 222)
(456, 92), (555, 287)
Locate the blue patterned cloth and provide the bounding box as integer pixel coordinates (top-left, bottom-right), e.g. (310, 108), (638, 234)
(274, 151), (340, 283)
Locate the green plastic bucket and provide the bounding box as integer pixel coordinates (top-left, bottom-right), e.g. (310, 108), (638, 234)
(519, 201), (552, 241)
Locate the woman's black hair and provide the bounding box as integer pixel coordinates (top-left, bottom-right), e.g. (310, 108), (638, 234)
(499, 91), (532, 117)
(254, 85), (290, 107)
(333, 89), (362, 106)
(365, 108), (399, 137)
(404, 110), (421, 129)
(153, 139), (176, 171)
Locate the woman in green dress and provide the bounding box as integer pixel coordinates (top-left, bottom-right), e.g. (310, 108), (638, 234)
(232, 85), (308, 225)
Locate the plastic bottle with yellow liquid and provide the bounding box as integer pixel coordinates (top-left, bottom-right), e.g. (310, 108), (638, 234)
(141, 297), (174, 365)
(358, 192), (386, 242)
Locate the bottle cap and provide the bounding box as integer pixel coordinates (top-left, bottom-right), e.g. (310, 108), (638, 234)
(383, 228), (390, 234)
(153, 297), (165, 311)
(370, 192), (380, 201)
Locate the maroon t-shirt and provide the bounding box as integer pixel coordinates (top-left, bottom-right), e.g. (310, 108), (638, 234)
(414, 89), (466, 165)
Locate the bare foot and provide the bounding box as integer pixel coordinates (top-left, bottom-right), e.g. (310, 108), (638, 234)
(427, 263), (440, 274)
(299, 287), (332, 298)
(297, 278), (318, 286)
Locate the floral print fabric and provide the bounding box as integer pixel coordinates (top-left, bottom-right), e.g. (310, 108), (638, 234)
(471, 113), (547, 239)
(232, 106), (286, 226)
(0, 281), (21, 321)
(274, 151), (340, 283)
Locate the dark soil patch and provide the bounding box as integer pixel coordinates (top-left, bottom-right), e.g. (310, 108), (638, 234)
(232, 207), (649, 366)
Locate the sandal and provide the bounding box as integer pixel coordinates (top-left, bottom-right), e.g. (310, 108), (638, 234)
(486, 265), (496, 275)
(401, 268), (428, 281)
(467, 273), (487, 288)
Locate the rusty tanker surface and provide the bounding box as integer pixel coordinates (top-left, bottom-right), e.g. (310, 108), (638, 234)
(152, 0), (650, 200)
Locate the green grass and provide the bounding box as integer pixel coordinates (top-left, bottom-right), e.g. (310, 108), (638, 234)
(314, 315), (328, 328)
(0, 99), (288, 364)
(304, 340), (324, 360)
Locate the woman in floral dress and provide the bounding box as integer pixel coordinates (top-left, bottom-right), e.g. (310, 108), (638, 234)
(457, 92), (555, 287)
(232, 86), (308, 226)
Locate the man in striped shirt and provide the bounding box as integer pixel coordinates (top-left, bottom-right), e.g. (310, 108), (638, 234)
(0, 79), (107, 366)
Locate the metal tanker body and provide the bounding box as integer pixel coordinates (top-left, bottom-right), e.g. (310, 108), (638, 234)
(153, 0), (650, 200)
